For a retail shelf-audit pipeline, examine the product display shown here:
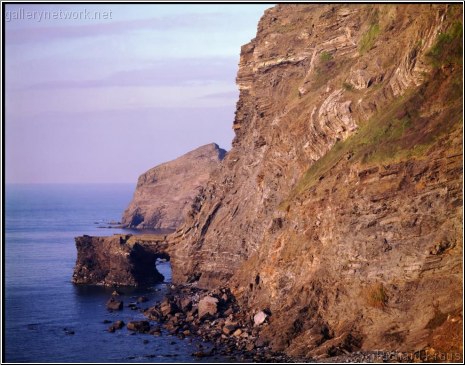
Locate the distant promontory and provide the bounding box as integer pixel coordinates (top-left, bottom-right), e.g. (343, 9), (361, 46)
(122, 143), (226, 230)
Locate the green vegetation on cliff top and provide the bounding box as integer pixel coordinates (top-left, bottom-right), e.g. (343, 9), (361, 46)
(287, 21), (463, 200)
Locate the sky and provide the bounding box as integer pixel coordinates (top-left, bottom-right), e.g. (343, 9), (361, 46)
(4, 3), (272, 183)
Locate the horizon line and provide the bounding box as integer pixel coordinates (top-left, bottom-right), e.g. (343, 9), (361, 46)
(4, 182), (137, 185)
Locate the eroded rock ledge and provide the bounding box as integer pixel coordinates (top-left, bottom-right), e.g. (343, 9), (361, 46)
(72, 234), (169, 287)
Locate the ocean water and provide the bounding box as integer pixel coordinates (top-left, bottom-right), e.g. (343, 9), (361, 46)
(4, 184), (228, 363)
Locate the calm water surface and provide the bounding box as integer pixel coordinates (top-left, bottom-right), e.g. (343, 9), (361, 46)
(4, 184), (229, 363)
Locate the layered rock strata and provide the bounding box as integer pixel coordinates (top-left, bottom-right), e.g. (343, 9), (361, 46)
(169, 3), (463, 358)
(122, 143), (226, 230)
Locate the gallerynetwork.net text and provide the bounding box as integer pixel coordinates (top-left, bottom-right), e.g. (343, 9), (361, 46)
(5, 8), (113, 22)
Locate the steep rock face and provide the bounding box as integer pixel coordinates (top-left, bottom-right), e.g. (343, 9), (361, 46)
(72, 234), (169, 286)
(171, 4), (462, 358)
(122, 143), (226, 230)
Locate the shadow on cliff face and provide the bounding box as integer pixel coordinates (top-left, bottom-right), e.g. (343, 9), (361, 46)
(129, 245), (170, 286)
(128, 209), (144, 228)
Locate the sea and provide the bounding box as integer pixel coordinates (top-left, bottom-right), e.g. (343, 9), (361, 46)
(4, 184), (229, 363)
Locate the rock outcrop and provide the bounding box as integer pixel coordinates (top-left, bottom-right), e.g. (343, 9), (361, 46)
(121, 143), (226, 230)
(169, 3), (462, 359)
(72, 234), (169, 286)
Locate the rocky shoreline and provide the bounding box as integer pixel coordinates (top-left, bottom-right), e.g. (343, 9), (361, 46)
(101, 283), (296, 362)
(143, 285), (298, 362)
(101, 284), (302, 362)
(102, 283), (457, 363)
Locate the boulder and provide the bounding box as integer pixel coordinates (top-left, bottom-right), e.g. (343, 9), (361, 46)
(145, 307), (162, 321)
(253, 311), (267, 326)
(137, 296), (149, 303)
(223, 324), (237, 335)
(108, 320), (125, 332)
(198, 296), (219, 319)
(246, 342), (256, 351)
(255, 336), (269, 348)
(127, 321), (151, 333)
(186, 314), (195, 322)
(160, 299), (177, 317)
(150, 327), (162, 336)
(223, 308), (233, 316)
(106, 298), (123, 311)
(63, 328), (75, 335)
(233, 329), (243, 337)
(179, 297), (193, 311)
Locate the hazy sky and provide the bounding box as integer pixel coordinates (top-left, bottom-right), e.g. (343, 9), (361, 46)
(5, 3), (272, 183)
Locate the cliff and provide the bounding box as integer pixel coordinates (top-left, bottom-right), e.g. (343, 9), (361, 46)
(122, 143), (226, 230)
(169, 4), (463, 358)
